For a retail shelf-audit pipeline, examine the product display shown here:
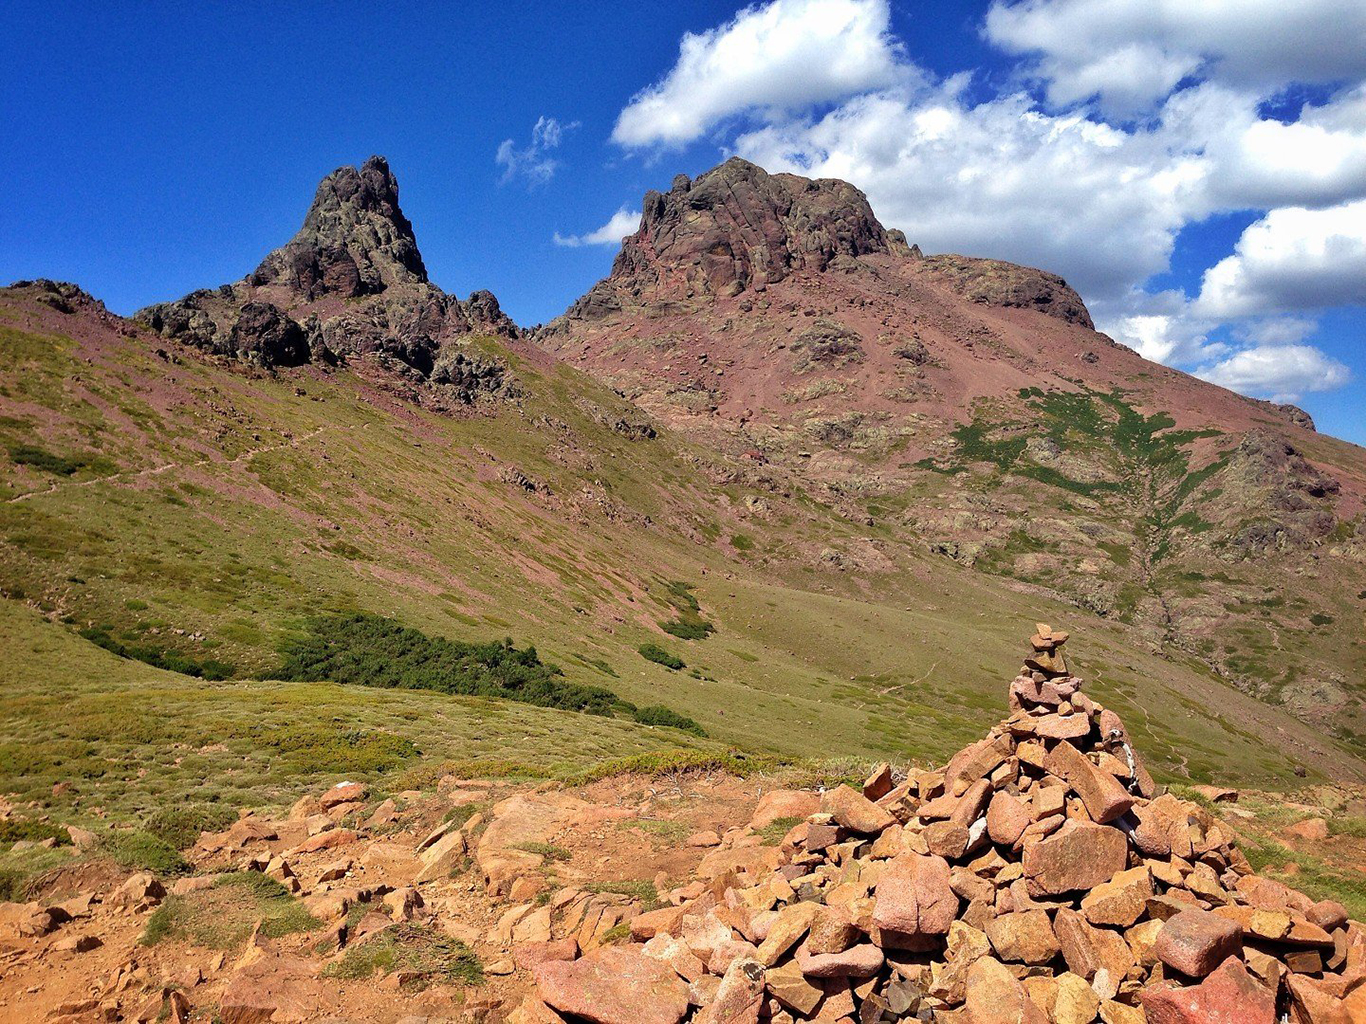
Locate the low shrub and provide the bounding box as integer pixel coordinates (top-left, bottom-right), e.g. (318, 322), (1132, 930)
(0, 869), (31, 902)
(79, 626), (234, 680)
(631, 704), (706, 736)
(638, 644), (685, 670)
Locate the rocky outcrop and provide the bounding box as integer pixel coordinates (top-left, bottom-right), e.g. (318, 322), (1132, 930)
(247, 156), (427, 298)
(555, 157), (1094, 330)
(138, 157), (519, 396)
(1217, 430), (1342, 556)
(565, 158), (895, 316)
(916, 253), (1095, 329)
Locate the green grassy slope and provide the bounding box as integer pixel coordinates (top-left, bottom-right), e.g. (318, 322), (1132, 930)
(0, 282), (1360, 864)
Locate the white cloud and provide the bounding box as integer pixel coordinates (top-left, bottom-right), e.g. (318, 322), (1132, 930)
(553, 207), (642, 248)
(1196, 200), (1366, 318)
(1197, 345), (1352, 402)
(496, 116), (580, 185)
(1095, 289), (1222, 365)
(1234, 318), (1319, 348)
(985, 0), (1366, 115)
(734, 85), (1204, 301)
(611, 0), (908, 149)
(605, 0), (1365, 406)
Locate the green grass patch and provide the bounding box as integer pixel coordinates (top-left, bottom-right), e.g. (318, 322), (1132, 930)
(105, 830), (190, 876)
(620, 818), (690, 843)
(0, 869), (32, 901)
(144, 805), (238, 849)
(142, 872), (317, 947)
(322, 923), (482, 987)
(514, 842), (571, 862)
(583, 878), (659, 908)
(0, 818), (71, 848)
(572, 749), (790, 784)
(756, 815), (803, 846)
(258, 725), (419, 774)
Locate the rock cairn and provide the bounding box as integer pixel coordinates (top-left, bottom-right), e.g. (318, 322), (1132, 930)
(522, 624), (1366, 1023)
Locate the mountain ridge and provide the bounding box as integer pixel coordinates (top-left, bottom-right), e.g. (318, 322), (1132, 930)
(2, 153), (1363, 765)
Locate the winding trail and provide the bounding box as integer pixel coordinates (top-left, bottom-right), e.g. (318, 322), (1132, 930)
(6, 423), (352, 504)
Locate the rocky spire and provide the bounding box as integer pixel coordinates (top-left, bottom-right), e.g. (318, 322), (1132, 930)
(138, 157), (520, 389)
(247, 155), (429, 299)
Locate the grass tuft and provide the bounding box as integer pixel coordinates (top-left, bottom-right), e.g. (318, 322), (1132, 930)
(141, 872), (317, 947)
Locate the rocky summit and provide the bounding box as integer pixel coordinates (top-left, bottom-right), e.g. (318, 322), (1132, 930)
(542, 156), (1366, 744)
(138, 157), (518, 400)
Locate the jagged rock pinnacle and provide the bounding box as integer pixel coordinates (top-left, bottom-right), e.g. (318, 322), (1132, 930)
(248, 155), (428, 299)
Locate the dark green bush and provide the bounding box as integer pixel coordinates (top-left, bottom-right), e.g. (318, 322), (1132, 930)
(632, 704), (706, 736)
(638, 644), (685, 670)
(276, 614), (620, 713)
(79, 626), (234, 680)
(9, 444), (87, 475)
(658, 581), (715, 640)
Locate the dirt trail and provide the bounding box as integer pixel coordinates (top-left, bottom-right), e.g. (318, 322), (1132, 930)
(6, 423), (362, 504)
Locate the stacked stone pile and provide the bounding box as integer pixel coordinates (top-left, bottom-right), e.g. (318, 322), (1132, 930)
(521, 625), (1366, 1023)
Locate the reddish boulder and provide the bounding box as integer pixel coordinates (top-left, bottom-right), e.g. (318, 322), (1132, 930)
(963, 956), (1048, 1024)
(319, 781), (367, 809)
(534, 946), (689, 1024)
(1043, 739), (1134, 823)
(793, 942), (884, 978)
(823, 785), (896, 834)
(986, 790), (1031, 847)
(1022, 820), (1128, 895)
(1154, 909), (1243, 978)
(1139, 958), (1275, 1024)
(873, 854), (957, 937)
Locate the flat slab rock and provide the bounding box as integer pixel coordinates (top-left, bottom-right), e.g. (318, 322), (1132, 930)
(533, 945), (690, 1024)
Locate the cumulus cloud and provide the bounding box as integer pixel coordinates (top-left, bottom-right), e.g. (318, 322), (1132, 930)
(735, 84), (1201, 301)
(553, 207), (642, 248)
(612, 0), (907, 149)
(1197, 345), (1352, 402)
(606, 0), (1366, 403)
(985, 0), (1366, 115)
(1196, 200), (1366, 318)
(496, 116), (580, 185)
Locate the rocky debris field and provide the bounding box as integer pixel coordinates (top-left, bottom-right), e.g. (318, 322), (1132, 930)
(3, 628), (1366, 1022)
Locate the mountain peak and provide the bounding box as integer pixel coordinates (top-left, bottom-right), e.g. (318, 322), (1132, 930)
(248, 155), (428, 299)
(599, 157), (896, 307)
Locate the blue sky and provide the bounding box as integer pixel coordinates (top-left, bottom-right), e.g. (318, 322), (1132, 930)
(2, 1), (1363, 442)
